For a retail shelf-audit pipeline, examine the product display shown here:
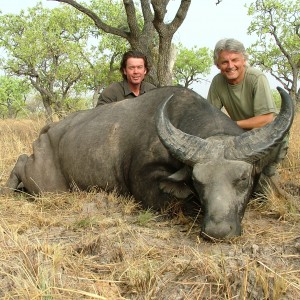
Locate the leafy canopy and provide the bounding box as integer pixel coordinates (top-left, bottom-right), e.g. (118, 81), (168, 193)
(247, 0), (300, 102)
(173, 43), (213, 88)
(0, 76), (30, 118)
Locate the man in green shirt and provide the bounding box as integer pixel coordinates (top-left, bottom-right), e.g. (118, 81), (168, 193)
(96, 50), (156, 106)
(207, 38), (288, 182)
(208, 38), (276, 129)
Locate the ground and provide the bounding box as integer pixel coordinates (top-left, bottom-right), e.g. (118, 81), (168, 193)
(0, 117), (299, 299)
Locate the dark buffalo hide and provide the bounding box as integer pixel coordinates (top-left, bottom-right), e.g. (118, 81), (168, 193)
(4, 86), (294, 239)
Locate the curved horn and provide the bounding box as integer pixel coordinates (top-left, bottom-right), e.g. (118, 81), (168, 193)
(156, 94), (220, 166)
(225, 87), (294, 163)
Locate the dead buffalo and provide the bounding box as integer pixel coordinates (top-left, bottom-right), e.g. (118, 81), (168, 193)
(4, 86), (294, 239)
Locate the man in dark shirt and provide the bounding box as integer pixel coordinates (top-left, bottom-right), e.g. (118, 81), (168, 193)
(96, 50), (156, 106)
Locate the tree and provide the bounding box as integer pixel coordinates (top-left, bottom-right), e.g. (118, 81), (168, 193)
(0, 3), (96, 121)
(72, 0), (134, 106)
(78, 3), (130, 106)
(247, 0), (300, 104)
(173, 43), (212, 88)
(51, 0), (192, 86)
(0, 1), (147, 117)
(76, 52), (123, 107)
(0, 76), (30, 118)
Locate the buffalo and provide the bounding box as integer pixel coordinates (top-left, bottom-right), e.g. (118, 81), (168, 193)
(3, 86), (294, 239)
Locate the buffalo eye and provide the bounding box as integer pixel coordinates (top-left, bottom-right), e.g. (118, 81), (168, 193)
(233, 173), (250, 192)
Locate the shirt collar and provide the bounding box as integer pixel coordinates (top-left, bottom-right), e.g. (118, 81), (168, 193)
(123, 80), (146, 97)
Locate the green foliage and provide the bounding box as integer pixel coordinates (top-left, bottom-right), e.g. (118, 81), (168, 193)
(173, 43), (213, 88)
(78, 0), (131, 98)
(137, 210), (157, 226)
(63, 96), (92, 112)
(0, 1), (132, 118)
(89, 0), (144, 33)
(272, 89), (281, 110)
(73, 216), (98, 229)
(0, 3), (93, 119)
(0, 76), (30, 118)
(246, 0), (300, 103)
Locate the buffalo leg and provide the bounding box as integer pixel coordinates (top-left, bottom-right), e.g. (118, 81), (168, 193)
(5, 154), (29, 193)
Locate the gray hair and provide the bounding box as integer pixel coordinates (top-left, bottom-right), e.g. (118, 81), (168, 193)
(213, 38), (249, 65)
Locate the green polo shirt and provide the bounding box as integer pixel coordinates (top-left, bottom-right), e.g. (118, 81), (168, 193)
(207, 66), (276, 121)
(96, 80), (156, 106)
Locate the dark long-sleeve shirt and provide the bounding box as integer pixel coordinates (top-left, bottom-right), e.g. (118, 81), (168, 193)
(96, 80), (156, 106)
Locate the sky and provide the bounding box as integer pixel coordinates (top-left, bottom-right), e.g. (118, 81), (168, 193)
(0, 0), (277, 97)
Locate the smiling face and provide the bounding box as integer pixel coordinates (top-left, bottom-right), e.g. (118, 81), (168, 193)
(216, 50), (247, 85)
(123, 57), (147, 86)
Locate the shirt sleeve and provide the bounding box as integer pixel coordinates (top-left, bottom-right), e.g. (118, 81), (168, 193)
(207, 78), (223, 109)
(253, 75), (276, 116)
(96, 83), (121, 106)
(96, 88), (115, 106)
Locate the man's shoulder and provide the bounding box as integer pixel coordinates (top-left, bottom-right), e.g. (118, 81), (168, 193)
(245, 66), (265, 77)
(141, 81), (156, 90)
(212, 73), (226, 82)
(105, 81), (124, 90)
(244, 66), (269, 88)
(100, 81), (126, 102)
(211, 73), (227, 90)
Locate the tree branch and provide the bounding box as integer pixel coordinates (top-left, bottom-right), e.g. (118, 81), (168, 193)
(151, 0), (191, 36)
(123, 0), (140, 39)
(49, 0), (129, 39)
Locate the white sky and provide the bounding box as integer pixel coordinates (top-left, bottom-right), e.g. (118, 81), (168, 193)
(0, 0), (278, 96)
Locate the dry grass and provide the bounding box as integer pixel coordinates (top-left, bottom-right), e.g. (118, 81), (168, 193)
(0, 115), (300, 299)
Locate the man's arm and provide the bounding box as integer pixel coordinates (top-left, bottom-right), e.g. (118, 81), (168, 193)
(236, 112), (274, 129)
(96, 94), (112, 106)
(96, 82), (124, 107)
(96, 83), (119, 107)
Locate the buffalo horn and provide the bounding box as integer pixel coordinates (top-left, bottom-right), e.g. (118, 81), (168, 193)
(156, 87), (294, 165)
(156, 94), (220, 165)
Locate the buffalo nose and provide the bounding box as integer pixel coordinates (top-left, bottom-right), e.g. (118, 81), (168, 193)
(201, 220), (241, 240)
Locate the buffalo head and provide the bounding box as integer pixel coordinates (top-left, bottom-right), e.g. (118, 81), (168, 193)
(156, 87), (294, 239)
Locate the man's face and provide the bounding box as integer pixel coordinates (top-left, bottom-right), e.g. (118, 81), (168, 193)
(123, 57), (147, 85)
(216, 50), (246, 84)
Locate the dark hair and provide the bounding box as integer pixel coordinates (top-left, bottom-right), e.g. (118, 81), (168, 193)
(120, 50), (150, 80)
(213, 38), (249, 66)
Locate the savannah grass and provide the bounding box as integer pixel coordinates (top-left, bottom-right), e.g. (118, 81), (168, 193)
(0, 115), (300, 299)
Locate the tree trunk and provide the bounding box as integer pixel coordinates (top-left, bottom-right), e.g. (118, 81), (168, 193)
(156, 36), (173, 86)
(41, 95), (54, 123)
(52, 0), (191, 87)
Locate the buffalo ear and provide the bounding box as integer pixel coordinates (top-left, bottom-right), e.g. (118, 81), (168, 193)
(159, 167), (193, 199)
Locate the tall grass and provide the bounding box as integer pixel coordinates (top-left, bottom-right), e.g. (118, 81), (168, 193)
(0, 115), (299, 299)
